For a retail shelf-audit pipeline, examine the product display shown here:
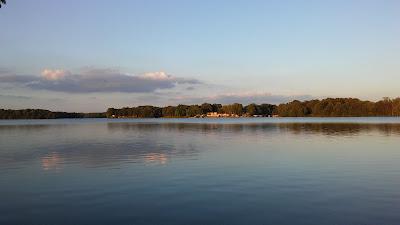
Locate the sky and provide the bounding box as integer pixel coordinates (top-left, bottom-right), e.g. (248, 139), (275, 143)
(0, 0), (399, 112)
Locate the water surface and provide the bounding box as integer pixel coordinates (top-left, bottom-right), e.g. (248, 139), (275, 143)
(1, 118), (400, 225)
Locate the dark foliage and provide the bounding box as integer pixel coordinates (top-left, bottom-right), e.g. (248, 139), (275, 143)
(2, 97), (399, 119)
(108, 98), (400, 118)
(0, 109), (106, 119)
(107, 103), (276, 118)
(276, 98), (400, 117)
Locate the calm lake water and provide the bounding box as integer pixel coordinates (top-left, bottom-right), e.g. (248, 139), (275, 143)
(1, 118), (400, 225)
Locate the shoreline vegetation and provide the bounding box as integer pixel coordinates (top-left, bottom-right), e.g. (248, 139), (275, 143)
(1, 97), (400, 120)
(0, 109), (105, 120)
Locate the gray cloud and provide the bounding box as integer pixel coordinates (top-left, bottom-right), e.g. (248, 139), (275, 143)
(0, 74), (38, 83)
(0, 69), (202, 93)
(0, 94), (32, 100)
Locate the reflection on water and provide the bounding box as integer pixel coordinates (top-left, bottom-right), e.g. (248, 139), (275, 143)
(144, 153), (168, 165)
(107, 121), (400, 136)
(2, 122), (400, 171)
(41, 152), (63, 171)
(1, 118), (400, 225)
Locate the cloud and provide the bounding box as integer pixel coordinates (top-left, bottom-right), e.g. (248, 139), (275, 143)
(41, 69), (70, 80)
(0, 69), (202, 93)
(140, 71), (170, 80)
(172, 92), (314, 105)
(0, 94), (32, 100)
(0, 74), (38, 83)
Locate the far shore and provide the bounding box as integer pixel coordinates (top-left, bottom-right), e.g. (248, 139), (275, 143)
(2, 97), (400, 119)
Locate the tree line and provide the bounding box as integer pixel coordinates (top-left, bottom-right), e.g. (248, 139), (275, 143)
(2, 97), (400, 119)
(106, 103), (278, 118)
(275, 97), (400, 117)
(107, 98), (400, 118)
(0, 109), (105, 119)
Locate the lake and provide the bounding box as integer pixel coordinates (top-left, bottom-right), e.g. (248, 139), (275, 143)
(1, 118), (400, 225)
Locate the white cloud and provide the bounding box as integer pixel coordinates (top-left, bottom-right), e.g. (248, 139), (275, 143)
(41, 69), (70, 80)
(140, 71), (170, 80)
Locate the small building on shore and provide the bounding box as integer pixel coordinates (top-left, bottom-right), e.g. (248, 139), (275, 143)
(206, 112), (240, 118)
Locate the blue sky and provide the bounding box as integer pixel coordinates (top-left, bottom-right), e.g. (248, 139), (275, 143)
(1, 0), (399, 111)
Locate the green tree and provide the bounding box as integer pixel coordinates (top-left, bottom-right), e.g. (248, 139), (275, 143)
(175, 105), (188, 117)
(162, 106), (176, 117)
(212, 104), (222, 113)
(201, 103), (213, 114)
(106, 108), (116, 118)
(258, 104), (275, 116)
(222, 103), (243, 115)
(187, 105), (202, 117)
(375, 98), (393, 116)
(245, 104), (258, 116)
(393, 98), (400, 116)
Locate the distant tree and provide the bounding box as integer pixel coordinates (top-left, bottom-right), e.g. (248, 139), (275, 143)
(175, 105), (188, 117)
(233, 103), (243, 115)
(221, 103), (243, 115)
(277, 100), (308, 117)
(0, 108), (105, 119)
(245, 104), (258, 116)
(48, 96), (400, 120)
(212, 104), (222, 113)
(106, 108), (116, 118)
(187, 105), (202, 117)
(375, 98), (393, 116)
(274, 98), (398, 117)
(135, 106), (161, 118)
(162, 106), (176, 117)
(200, 103), (213, 114)
(393, 98), (400, 116)
(259, 104), (275, 116)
